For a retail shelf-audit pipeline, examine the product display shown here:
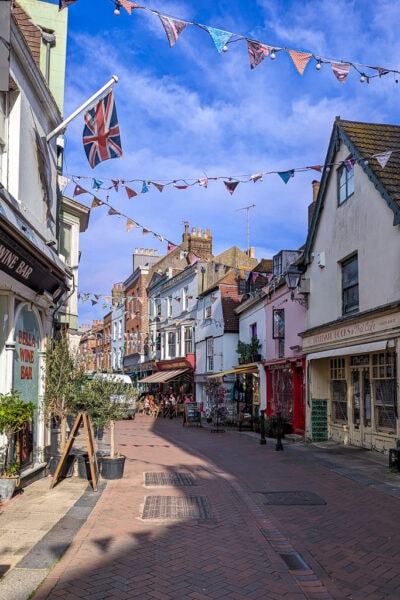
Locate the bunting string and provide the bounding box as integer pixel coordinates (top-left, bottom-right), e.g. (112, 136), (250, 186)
(62, 1), (400, 84)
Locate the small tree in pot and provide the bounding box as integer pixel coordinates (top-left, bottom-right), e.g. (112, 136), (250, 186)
(74, 375), (136, 479)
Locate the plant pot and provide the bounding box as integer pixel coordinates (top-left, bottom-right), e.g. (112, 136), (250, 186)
(100, 455), (126, 480)
(0, 476), (19, 502)
(48, 453), (75, 478)
(77, 452), (104, 480)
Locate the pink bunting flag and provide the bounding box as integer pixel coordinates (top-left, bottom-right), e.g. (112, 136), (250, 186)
(126, 218), (136, 232)
(150, 181), (164, 192)
(173, 183), (188, 189)
(198, 178), (208, 187)
(125, 186), (137, 199)
(167, 242), (177, 254)
(112, 179), (119, 192)
(331, 62), (351, 83)
(223, 180), (239, 195)
(288, 50), (312, 75)
(343, 158), (355, 172)
(246, 40), (270, 69)
(73, 184), (87, 197)
(307, 165), (323, 172)
(158, 15), (187, 47)
(119, 0), (140, 15)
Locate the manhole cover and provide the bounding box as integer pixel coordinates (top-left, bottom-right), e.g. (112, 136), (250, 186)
(260, 491), (326, 506)
(142, 496), (212, 520)
(144, 472), (195, 486)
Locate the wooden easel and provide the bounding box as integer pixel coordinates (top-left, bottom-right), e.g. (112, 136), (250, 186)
(50, 412), (99, 491)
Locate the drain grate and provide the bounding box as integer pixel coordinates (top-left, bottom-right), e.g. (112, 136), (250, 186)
(280, 552), (310, 571)
(144, 472), (195, 487)
(142, 495), (212, 520)
(260, 491), (326, 506)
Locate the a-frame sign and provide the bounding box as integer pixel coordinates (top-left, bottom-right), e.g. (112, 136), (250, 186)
(50, 412), (99, 491)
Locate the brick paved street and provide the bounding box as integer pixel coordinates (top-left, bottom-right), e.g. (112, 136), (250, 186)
(32, 416), (400, 600)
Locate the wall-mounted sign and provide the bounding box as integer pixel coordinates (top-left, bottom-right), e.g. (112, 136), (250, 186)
(13, 306), (40, 404)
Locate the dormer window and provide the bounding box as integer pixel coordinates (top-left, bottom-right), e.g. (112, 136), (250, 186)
(338, 159), (354, 205)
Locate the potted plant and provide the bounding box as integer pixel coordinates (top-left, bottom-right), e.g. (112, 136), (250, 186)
(77, 374), (136, 479)
(0, 390), (35, 501)
(44, 332), (87, 470)
(236, 336), (262, 364)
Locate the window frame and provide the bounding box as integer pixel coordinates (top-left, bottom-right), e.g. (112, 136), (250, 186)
(206, 337), (214, 372)
(337, 160), (354, 205)
(341, 254), (359, 315)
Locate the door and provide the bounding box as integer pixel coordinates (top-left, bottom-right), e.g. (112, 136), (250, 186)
(351, 366), (371, 446)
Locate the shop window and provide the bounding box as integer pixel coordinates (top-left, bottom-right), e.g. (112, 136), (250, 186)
(330, 358), (348, 422)
(338, 160), (354, 205)
(372, 352), (397, 431)
(341, 254), (359, 315)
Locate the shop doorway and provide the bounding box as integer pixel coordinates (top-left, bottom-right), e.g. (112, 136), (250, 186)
(350, 365), (372, 445)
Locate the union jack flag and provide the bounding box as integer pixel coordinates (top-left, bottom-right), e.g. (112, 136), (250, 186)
(83, 90), (123, 169)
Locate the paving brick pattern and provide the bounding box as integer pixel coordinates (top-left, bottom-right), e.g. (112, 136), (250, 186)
(32, 417), (400, 600)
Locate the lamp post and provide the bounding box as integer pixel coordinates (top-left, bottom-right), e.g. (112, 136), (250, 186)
(275, 410), (284, 451)
(259, 409), (266, 445)
(285, 264), (308, 308)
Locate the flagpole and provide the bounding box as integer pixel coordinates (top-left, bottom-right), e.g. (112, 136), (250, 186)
(46, 75), (119, 142)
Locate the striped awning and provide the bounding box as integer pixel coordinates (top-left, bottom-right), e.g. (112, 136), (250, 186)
(138, 368), (190, 384)
(207, 363), (259, 379)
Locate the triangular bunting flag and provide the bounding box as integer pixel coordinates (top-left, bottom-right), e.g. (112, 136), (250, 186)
(331, 62), (351, 83)
(190, 253), (200, 265)
(288, 49), (312, 75)
(104, 296), (111, 302)
(198, 178), (208, 187)
(173, 182), (188, 190)
(59, 0), (77, 10)
(167, 242), (177, 254)
(73, 184), (87, 197)
(251, 173), (263, 182)
(205, 26), (233, 53)
(57, 175), (69, 191)
(154, 233), (164, 242)
(119, 0), (140, 15)
(252, 272), (259, 282)
(150, 181), (164, 192)
(142, 228), (150, 235)
(91, 299), (98, 306)
(112, 179), (119, 192)
(141, 181), (149, 193)
(246, 39), (270, 69)
(307, 165), (323, 172)
(92, 178), (103, 189)
(278, 170), (295, 184)
(126, 218), (136, 232)
(91, 197), (103, 208)
(223, 180), (239, 195)
(374, 151), (392, 168)
(158, 15), (187, 47)
(343, 158), (355, 172)
(108, 207), (121, 216)
(125, 186), (137, 199)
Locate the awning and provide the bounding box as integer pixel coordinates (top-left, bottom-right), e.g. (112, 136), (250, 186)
(207, 363), (259, 379)
(138, 368), (190, 384)
(307, 340), (388, 361)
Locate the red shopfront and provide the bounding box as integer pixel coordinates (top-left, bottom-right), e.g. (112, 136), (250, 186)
(265, 357), (305, 436)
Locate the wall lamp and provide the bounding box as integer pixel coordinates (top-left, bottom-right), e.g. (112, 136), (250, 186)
(284, 265), (308, 308)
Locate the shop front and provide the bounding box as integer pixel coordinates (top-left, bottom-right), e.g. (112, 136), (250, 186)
(264, 357), (305, 436)
(137, 358), (194, 400)
(303, 309), (400, 452)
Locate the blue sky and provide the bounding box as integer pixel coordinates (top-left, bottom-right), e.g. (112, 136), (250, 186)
(52, 0), (400, 325)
